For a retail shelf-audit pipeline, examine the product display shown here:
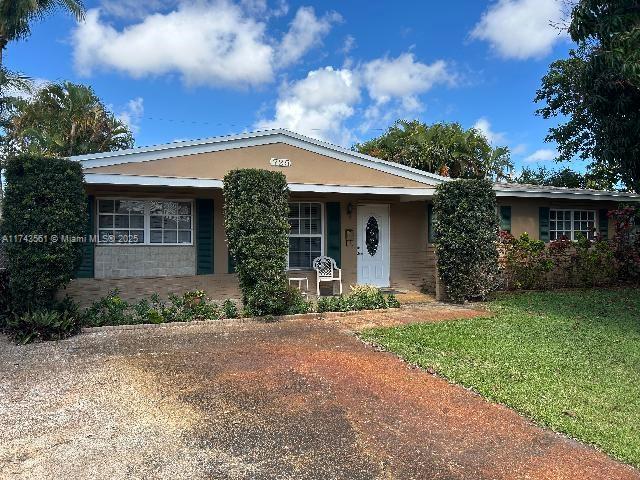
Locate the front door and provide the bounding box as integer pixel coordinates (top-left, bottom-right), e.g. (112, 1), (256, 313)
(357, 204), (390, 287)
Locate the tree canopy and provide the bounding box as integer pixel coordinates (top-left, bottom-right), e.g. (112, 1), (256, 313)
(354, 119), (513, 180)
(0, 0), (84, 54)
(6, 81), (134, 157)
(514, 165), (614, 190)
(535, 0), (640, 192)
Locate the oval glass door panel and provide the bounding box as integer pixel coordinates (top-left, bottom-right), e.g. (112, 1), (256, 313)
(366, 216), (379, 256)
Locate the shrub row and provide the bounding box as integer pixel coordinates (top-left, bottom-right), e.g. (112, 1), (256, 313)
(499, 231), (627, 290)
(1, 285), (400, 344)
(317, 285), (401, 313)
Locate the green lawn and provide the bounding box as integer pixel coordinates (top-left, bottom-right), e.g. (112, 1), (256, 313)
(360, 288), (640, 467)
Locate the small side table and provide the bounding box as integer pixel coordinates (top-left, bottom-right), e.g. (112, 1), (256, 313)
(288, 277), (309, 296)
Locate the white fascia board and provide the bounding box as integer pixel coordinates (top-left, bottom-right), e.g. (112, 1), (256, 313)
(84, 174), (223, 188)
(495, 188), (640, 202)
(74, 129), (449, 187)
(83, 173), (435, 196)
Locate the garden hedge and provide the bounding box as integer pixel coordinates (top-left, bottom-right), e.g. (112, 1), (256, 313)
(2, 155), (87, 311)
(223, 168), (295, 316)
(434, 178), (499, 302)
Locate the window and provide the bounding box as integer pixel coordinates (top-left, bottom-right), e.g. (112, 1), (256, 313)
(98, 199), (145, 244)
(149, 200), (192, 244)
(550, 209), (596, 241)
(288, 202), (322, 269)
(97, 198), (193, 245)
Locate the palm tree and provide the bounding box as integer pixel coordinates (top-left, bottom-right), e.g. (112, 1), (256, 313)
(0, 0), (85, 67)
(7, 81), (135, 157)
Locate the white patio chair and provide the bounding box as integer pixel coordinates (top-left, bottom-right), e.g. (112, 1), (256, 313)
(312, 256), (342, 296)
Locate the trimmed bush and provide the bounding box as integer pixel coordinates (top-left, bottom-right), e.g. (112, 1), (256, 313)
(2, 155), (87, 312)
(434, 179), (499, 302)
(223, 169), (292, 316)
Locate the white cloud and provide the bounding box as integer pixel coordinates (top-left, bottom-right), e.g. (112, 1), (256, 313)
(74, 3), (275, 88)
(473, 117), (506, 144)
(277, 6), (341, 67)
(256, 66), (360, 145)
(524, 148), (556, 162)
(511, 143), (527, 155)
(362, 53), (455, 107)
(471, 0), (567, 60)
(339, 34), (356, 55)
(117, 97), (144, 133)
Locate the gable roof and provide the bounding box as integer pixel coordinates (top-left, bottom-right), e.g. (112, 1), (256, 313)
(72, 128), (640, 201)
(73, 129), (449, 192)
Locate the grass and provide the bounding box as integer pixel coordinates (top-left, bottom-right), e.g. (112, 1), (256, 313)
(359, 288), (640, 467)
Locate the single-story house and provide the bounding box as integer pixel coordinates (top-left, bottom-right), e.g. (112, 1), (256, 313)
(65, 128), (640, 305)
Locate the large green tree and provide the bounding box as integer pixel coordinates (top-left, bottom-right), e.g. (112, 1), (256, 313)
(6, 81), (134, 157)
(514, 165), (615, 190)
(354, 120), (513, 180)
(535, 0), (640, 192)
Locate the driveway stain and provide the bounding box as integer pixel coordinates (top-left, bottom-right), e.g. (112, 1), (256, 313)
(1, 308), (638, 480)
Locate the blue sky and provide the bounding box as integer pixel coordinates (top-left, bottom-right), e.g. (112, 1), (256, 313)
(7, 0), (581, 172)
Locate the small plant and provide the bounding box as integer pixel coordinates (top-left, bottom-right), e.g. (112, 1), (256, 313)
(316, 285), (396, 313)
(83, 290), (134, 327)
(386, 294), (401, 308)
(7, 308), (81, 344)
(222, 299), (239, 319)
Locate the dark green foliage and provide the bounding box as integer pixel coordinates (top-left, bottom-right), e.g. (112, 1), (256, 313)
(82, 289), (230, 327)
(514, 166), (614, 190)
(2, 154), (87, 311)
(0, 270), (10, 329)
(223, 169), (292, 316)
(5, 296), (81, 344)
(499, 232), (554, 290)
(6, 81), (133, 157)
(316, 285), (400, 313)
(222, 299), (239, 319)
(354, 119), (513, 180)
(434, 179), (499, 302)
(535, 1), (640, 192)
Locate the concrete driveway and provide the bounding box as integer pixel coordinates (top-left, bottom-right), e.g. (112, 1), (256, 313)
(1, 307), (638, 480)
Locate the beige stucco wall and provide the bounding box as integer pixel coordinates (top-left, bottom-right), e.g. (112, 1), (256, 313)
(84, 143), (432, 189)
(497, 197), (618, 239)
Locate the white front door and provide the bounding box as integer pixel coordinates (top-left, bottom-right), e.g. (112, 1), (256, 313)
(357, 204), (390, 287)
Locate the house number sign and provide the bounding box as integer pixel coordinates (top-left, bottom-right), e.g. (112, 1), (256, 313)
(269, 157), (292, 167)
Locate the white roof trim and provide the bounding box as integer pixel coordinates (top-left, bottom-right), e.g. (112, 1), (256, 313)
(83, 173), (436, 196)
(495, 186), (640, 202)
(72, 129), (449, 187)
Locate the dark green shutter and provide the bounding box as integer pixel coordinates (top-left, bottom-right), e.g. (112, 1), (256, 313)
(539, 207), (550, 242)
(499, 206), (512, 233)
(75, 195), (95, 278)
(326, 202), (341, 268)
(228, 252), (235, 273)
(598, 208), (609, 239)
(196, 199), (214, 275)
(427, 203), (435, 244)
